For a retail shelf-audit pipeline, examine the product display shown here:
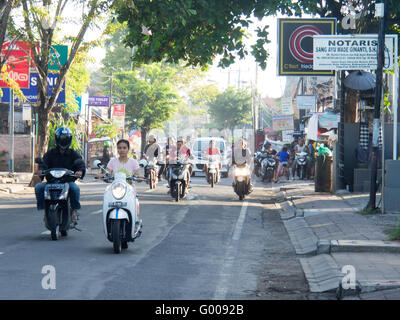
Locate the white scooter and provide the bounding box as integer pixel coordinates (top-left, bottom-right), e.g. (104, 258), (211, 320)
(94, 160), (145, 254)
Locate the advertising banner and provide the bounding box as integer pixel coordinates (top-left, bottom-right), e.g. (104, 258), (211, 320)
(0, 49), (30, 88)
(112, 104), (125, 132)
(0, 72), (65, 103)
(278, 18), (336, 76)
(272, 115), (294, 131)
(281, 97), (294, 115)
(48, 45), (68, 70)
(313, 34), (396, 71)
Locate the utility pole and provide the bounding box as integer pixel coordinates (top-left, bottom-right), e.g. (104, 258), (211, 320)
(368, 1), (386, 210)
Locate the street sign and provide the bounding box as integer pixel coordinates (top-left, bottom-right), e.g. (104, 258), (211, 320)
(88, 96), (110, 106)
(0, 72), (65, 104)
(313, 34), (396, 71)
(272, 115), (294, 131)
(0, 49), (30, 88)
(48, 45), (68, 70)
(297, 95), (316, 111)
(278, 18), (336, 76)
(282, 130), (294, 143)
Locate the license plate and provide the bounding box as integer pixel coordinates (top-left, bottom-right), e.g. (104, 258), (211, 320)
(108, 202), (127, 208)
(47, 184), (65, 189)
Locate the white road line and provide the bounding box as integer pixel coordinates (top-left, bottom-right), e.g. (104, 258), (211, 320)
(213, 201), (248, 300)
(41, 231), (51, 235)
(0, 252), (4, 255)
(90, 209), (103, 215)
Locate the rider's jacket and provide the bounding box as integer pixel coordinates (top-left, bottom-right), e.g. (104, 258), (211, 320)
(39, 147), (85, 174)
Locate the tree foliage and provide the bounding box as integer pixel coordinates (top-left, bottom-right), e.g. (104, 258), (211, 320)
(207, 86), (252, 131)
(112, 63), (180, 150)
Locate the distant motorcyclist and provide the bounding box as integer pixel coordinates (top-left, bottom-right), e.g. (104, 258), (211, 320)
(204, 139), (222, 173)
(167, 136), (192, 192)
(233, 138), (253, 193)
(292, 138), (308, 179)
(143, 135), (163, 180)
(35, 127), (85, 229)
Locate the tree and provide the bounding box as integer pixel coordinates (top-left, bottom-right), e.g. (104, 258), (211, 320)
(9, 1), (111, 172)
(112, 63), (181, 152)
(207, 86), (252, 132)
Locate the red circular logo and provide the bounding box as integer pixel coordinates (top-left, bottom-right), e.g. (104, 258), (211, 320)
(289, 25), (323, 64)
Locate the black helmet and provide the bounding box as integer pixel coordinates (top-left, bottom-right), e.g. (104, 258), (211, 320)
(55, 127), (72, 150)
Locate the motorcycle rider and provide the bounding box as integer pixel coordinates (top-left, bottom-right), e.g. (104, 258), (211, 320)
(233, 138), (253, 193)
(102, 139), (142, 181)
(274, 146), (290, 183)
(167, 136), (192, 191)
(143, 135), (164, 180)
(204, 139), (222, 173)
(292, 137), (308, 179)
(35, 127), (85, 232)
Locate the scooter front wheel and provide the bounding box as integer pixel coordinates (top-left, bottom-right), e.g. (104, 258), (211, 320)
(112, 220), (122, 254)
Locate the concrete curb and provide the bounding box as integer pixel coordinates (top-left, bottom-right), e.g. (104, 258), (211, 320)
(283, 217), (318, 255)
(317, 240), (400, 254)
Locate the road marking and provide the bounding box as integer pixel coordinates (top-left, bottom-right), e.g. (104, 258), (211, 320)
(41, 231), (51, 235)
(213, 201), (248, 300)
(90, 209), (103, 215)
(0, 252), (4, 255)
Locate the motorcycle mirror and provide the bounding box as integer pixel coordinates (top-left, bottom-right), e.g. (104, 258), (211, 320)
(93, 160), (102, 168)
(35, 157), (43, 164)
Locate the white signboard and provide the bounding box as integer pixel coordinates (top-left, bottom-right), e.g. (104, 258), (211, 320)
(297, 95), (316, 111)
(282, 130), (294, 143)
(313, 34), (395, 71)
(281, 97), (293, 115)
(22, 105), (31, 121)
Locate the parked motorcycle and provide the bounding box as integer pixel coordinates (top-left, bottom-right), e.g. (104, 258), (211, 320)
(139, 158), (158, 189)
(35, 158), (85, 241)
(261, 154), (277, 183)
(94, 160), (145, 254)
(232, 163), (251, 201)
(295, 151), (308, 180)
(206, 154), (220, 188)
(253, 152), (262, 177)
(168, 157), (191, 202)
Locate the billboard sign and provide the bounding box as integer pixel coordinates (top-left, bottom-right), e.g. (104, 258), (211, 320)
(0, 49), (30, 88)
(0, 72), (65, 103)
(89, 96), (110, 106)
(278, 18), (336, 76)
(281, 97), (294, 115)
(313, 34), (396, 71)
(297, 95), (317, 111)
(112, 104), (125, 132)
(272, 115), (294, 131)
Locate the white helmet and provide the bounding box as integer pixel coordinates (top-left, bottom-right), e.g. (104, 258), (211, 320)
(148, 135), (156, 142)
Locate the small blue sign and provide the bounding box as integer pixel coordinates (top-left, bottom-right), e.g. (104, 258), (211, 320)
(0, 72), (66, 104)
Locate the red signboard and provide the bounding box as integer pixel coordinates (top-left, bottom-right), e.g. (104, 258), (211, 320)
(112, 104), (125, 117)
(0, 49), (30, 88)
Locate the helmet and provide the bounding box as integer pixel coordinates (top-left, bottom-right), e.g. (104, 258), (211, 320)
(148, 135), (156, 143)
(104, 141), (111, 147)
(55, 127), (72, 150)
(177, 136), (185, 143)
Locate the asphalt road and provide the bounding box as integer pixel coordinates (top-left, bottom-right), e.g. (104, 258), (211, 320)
(0, 173), (330, 300)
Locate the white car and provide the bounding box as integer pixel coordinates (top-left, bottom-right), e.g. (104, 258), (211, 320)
(191, 137), (230, 178)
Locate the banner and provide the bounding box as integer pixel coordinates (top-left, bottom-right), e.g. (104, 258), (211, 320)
(48, 45), (68, 70)
(0, 72), (65, 103)
(0, 49), (30, 88)
(313, 34), (396, 71)
(281, 97), (294, 115)
(272, 115), (294, 131)
(282, 130), (294, 143)
(112, 104), (125, 132)
(278, 18), (336, 76)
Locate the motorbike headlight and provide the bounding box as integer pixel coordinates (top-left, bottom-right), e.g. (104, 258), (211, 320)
(111, 182), (127, 200)
(50, 170), (67, 178)
(234, 167), (249, 177)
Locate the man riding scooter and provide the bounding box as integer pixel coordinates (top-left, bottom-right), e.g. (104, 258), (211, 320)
(35, 127), (85, 234)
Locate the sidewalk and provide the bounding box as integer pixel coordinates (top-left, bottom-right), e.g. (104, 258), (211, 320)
(0, 172), (34, 195)
(277, 180), (400, 300)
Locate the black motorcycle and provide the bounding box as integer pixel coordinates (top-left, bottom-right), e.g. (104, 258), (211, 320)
(168, 158), (191, 202)
(36, 158), (85, 240)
